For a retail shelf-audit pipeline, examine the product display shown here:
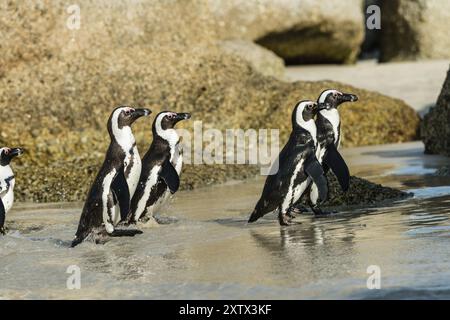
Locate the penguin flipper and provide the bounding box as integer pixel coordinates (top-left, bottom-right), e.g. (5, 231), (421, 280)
(304, 156), (328, 203)
(111, 166), (131, 222)
(0, 198), (5, 235)
(323, 145), (350, 192)
(160, 159), (180, 194)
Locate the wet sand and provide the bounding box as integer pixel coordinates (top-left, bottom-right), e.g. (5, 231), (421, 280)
(286, 60), (449, 115)
(1, 142), (450, 299)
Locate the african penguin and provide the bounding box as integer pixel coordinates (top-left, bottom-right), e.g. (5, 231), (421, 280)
(71, 106), (151, 247)
(303, 89), (358, 215)
(128, 111), (191, 225)
(247, 101), (329, 226)
(0, 147), (23, 235)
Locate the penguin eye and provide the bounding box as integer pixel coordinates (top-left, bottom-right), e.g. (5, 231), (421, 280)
(4, 149), (9, 155)
(124, 110), (131, 116)
(167, 114), (175, 120)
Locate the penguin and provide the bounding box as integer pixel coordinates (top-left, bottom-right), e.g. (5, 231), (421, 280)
(0, 147), (23, 235)
(128, 111), (191, 225)
(71, 106), (151, 247)
(247, 100), (329, 226)
(301, 89), (358, 215)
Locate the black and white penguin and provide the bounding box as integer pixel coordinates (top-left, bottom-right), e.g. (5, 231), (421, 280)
(0, 147), (23, 235)
(71, 106), (151, 247)
(306, 89), (358, 215)
(128, 111), (191, 225)
(248, 101), (329, 226)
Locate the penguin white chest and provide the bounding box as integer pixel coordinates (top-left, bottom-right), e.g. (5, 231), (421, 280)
(1, 180), (15, 213)
(171, 143), (183, 175)
(320, 109), (340, 145)
(124, 146), (142, 197)
(0, 166), (15, 213)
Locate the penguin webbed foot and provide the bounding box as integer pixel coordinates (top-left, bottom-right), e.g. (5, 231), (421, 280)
(278, 212), (301, 226)
(287, 204), (310, 217)
(0, 227), (5, 235)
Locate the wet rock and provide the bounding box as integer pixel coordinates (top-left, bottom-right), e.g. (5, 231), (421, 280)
(380, 0), (450, 62)
(210, 0), (365, 64)
(297, 172), (411, 208)
(219, 40), (285, 79)
(324, 173), (411, 206)
(422, 66), (450, 156)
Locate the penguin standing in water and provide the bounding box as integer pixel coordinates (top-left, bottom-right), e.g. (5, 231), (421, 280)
(0, 147), (23, 235)
(72, 106), (151, 247)
(128, 111), (191, 225)
(297, 89), (358, 215)
(248, 101), (329, 226)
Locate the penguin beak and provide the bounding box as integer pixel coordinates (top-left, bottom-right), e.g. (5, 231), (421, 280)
(9, 148), (24, 158)
(341, 93), (358, 103)
(174, 113), (191, 123)
(129, 108), (151, 124)
(134, 108), (152, 118)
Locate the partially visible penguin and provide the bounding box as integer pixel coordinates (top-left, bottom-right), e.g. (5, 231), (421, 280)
(298, 89), (358, 215)
(248, 101), (329, 226)
(71, 106), (151, 247)
(0, 147), (23, 235)
(128, 111), (191, 225)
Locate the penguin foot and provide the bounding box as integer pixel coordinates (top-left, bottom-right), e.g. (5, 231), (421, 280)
(278, 212), (300, 226)
(137, 216), (161, 228)
(0, 227), (5, 235)
(287, 204), (309, 217)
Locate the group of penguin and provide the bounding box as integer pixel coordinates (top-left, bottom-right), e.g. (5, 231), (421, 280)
(0, 88), (357, 246)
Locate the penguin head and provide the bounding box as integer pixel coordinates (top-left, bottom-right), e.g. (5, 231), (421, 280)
(292, 100), (319, 129)
(152, 111), (191, 136)
(107, 106), (151, 138)
(0, 147), (24, 166)
(317, 89), (358, 110)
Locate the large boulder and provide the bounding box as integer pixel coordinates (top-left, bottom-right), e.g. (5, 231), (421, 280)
(0, 0), (419, 202)
(209, 0), (365, 64)
(380, 0), (450, 62)
(422, 66), (450, 156)
(219, 40), (285, 79)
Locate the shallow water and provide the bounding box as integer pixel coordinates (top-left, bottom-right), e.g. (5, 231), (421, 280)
(1, 142), (450, 299)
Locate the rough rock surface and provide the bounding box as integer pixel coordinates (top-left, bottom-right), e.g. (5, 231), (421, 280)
(380, 0), (450, 62)
(422, 66), (450, 156)
(209, 0), (365, 64)
(0, 0), (419, 203)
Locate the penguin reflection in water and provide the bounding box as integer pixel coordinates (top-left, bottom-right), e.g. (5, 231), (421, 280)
(72, 106), (151, 247)
(127, 111), (191, 225)
(0, 147), (24, 235)
(248, 101), (329, 226)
